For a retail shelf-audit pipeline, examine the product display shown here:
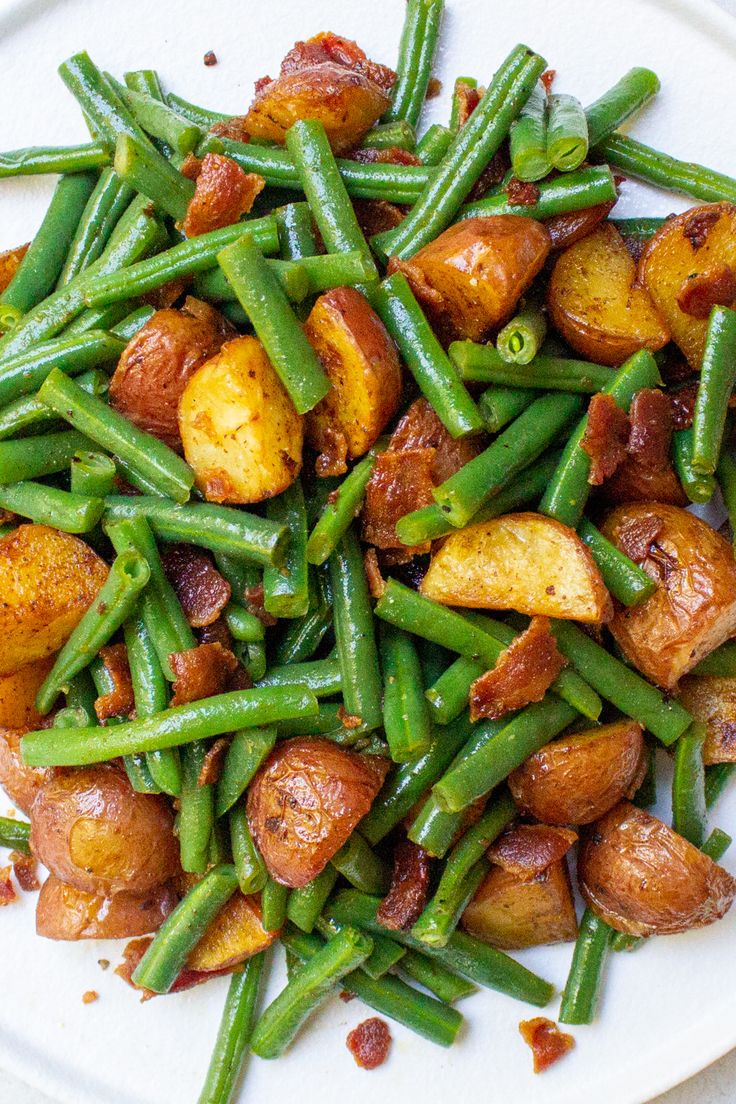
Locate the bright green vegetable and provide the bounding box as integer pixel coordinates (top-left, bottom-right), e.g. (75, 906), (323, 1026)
(691, 306), (736, 475)
(509, 81), (550, 181)
(0, 481), (104, 534)
(547, 93), (589, 171)
(383, 0), (445, 127)
(197, 954), (266, 1104)
(380, 623), (433, 762)
(558, 909), (611, 1025)
(672, 722), (707, 847)
(329, 527), (383, 732)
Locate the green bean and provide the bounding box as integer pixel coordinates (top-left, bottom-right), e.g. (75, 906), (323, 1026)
(399, 950), (476, 1002)
(672, 427), (716, 503)
(0, 329), (123, 409)
(110, 305), (156, 340)
(59, 51), (151, 146)
(0, 813), (30, 853)
(420, 640), (453, 687)
(194, 251), (374, 304)
(547, 93), (588, 171)
(0, 174), (97, 330)
(373, 44), (546, 260)
(0, 481), (104, 534)
(577, 519), (656, 607)
(329, 526), (383, 731)
(374, 273), (483, 438)
(70, 450), (116, 498)
(197, 954), (266, 1104)
(57, 171), (134, 288)
(672, 722), (707, 847)
(223, 604), (265, 645)
(274, 202), (317, 262)
(551, 619), (692, 745)
(215, 727), (277, 818)
(585, 68), (660, 147)
(257, 659), (341, 699)
(287, 867), (339, 934)
(540, 350), (662, 526)
(307, 449), (383, 565)
(432, 392), (582, 527)
(362, 120), (416, 151)
(460, 164), (617, 221)
(123, 615), (180, 796)
(424, 656), (485, 727)
(415, 123), (453, 165)
(66, 300), (139, 337)
(260, 876), (290, 933)
(717, 446), (736, 551)
(114, 133), (194, 221)
(694, 641), (736, 677)
(104, 495), (287, 569)
(64, 669), (98, 727)
(383, 0), (444, 127)
(179, 740), (215, 873)
(263, 480), (309, 617)
(701, 827), (732, 863)
(166, 92), (229, 128)
(510, 81), (550, 182)
(274, 601), (333, 666)
(380, 623), (432, 762)
(316, 916), (404, 979)
(451, 339), (611, 391)
(706, 764), (736, 809)
(594, 132), (736, 205)
(0, 142), (110, 179)
(331, 833), (390, 895)
(558, 908), (611, 1025)
(90, 655), (158, 794)
(117, 85), (201, 156)
(230, 804), (267, 895)
(610, 217), (665, 241)
(496, 303), (547, 365)
(691, 307), (736, 475)
(197, 259), (310, 307)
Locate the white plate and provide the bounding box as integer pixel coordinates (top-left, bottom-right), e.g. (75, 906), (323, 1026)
(1, 0), (736, 1102)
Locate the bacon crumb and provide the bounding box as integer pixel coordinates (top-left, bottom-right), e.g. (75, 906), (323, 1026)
(488, 824), (577, 880)
(470, 617), (566, 722)
(364, 547), (386, 599)
(616, 514), (664, 563)
(349, 147), (422, 167)
(10, 851), (39, 892)
(182, 153), (265, 238)
(82, 990), (99, 1005)
(346, 1018), (392, 1070)
(209, 116), (252, 143)
(453, 80), (483, 128)
(94, 643), (135, 722)
(669, 383), (698, 431)
(581, 393), (630, 484)
(243, 583), (278, 628)
(677, 266), (736, 319)
(338, 706), (363, 730)
(627, 388), (672, 472)
(170, 643), (239, 707)
(353, 199), (406, 238)
(0, 865), (16, 905)
(340, 990), (356, 1003)
(683, 208), (720, 250)
(98, 959), (110, 971)
(519, 1017), (575, 1073)
(540, 69), (556, 92)
(362, 448), (436, 553)
(506, 177), (541, 207)
(203, 51), (218, 67)
(162, 543), (231, 627)
(377, 839), (431, 930)
(197, 738), (231, 787)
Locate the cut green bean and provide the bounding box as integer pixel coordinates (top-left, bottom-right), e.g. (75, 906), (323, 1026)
(594, 132), (736, 206)
(274, 600), (333, 666)
(223, 604), (265, 644)
(0, 368), (106, 441)
(257, 659), (341, 699)
(57, 170), (134, 288)
(287, 867), (339, 934)
(179, 740), (215, 874)
(673, 427), (716, 503)
(399, 950), (476, 1003)
(123, 615), (180, 797)
(701, 827), (732, 863)
(274, 202), (318, 261)
(263, 480), (309, 618)
(70, 450), (116, 498)
(610, 217), (665, 241)
(547, 93), (588, 172)
(90, 656), (157, 794)
(496, 303), (547, 365)
(331, 833), (390, 895)
(460, 164), (617, 221)
(450, 339), (611, 391)
(717, 446), (736, 551)
(691, 307), (736, 475)
(259, 877), (288, 934)
(215, 727), (277, 818)
(585, 68), (660, 147)
(329, 526), (383, 731)
(416, 123), (453, 165)
(578, 519), (656, 607)
(449, 77), (478, 131)
(0, 815), (31, 853)
(381, 623), (433, 762)
(672, 722), (707, 847)
(509, 81), (550, 182)
(0, 329), (123, 409)
(307, 449), (383, 565)
(64, 668), (98, 727)
(114, 133), (194, 221)
(694, 641), (736, 677)
(166, 92), (229, 128)
(0, 481), (104, 534)
(383, 0), (444, 128)
(362, 120), (416, 151)
(0, 142), (109, 179)
(425, 656), (485, 727)
(230, 804), (267, 895)
(118, 84), (201, 156)
(558, 908), (611, 1025)
(194, 251), (374, 303)
(706, 764), (736, 809)
(197, 954), (266, 1104)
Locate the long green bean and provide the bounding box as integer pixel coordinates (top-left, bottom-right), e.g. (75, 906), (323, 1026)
(57, 170), (134, 287)
(380, 623), (432, 762)
(263, 480), (309, 618)
(449, 339), (611, 391)
(672, 722), (707, 847)
(691, 306), (736, 475)
(0, 481), (104, 534)
(459, 164), (617, 221)
(215, 727), (277, 818)
(329, 526), (383, 732)
(197, 955), (266, 1104)
(558, 908), (611, 1025)
(0, 142), (110, 179)
(383, 0), (445, 128)
(585, 67), (660, 147)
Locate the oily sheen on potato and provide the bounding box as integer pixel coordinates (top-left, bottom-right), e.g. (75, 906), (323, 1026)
(462, 860), (578, 951)
(678, 676), (736, 764)
(36, 876), (178, 942)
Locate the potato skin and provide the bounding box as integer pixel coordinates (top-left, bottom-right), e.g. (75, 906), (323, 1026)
(601, 504), (736, 689)
(678, 676), (736, 764)
(0, 727), (50, 814)
(247, 738), (389, 888)
(30, 766), (180, 897)
(462, 859), (578, 950)
(179, 336), (304, 504)
(305, 287), (402, 475)
(508, 720), (646, 825)
(547, 223), (670, 365)
(186, 891), (276, 970)
(398, 216), (550, 341)
(0, 656), (54, 729)
(0, 524), (109, 677)
(36, 875), (178, 941)
(578, 802), (736, 936)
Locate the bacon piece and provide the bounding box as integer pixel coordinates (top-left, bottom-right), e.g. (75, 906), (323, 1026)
(243, 582), (278, 628)
(519, 1018), (575, 1073)
(10, 851), (39, 892)
(182, 153), (265, 238)
(209, 116), (252, 143)
(506, 178), (541, 207)
(545, 200), (617, 251)
(488, 824), (577, 881)
(170, 643), (239, 707)
(140, 275), (190, 310)
(683, 207), (720, 250)
(197, 738), (231, 786)
(364, 547), (386, 599)
(453, 80), (482, 128)
(353, 199), (406, 238)
(279, 32), (395, 92)
(627, 388), (672, 472)
(376, 839), (431, 931)
(349, 146), (422, 166)
(82, 990), (99, 1004)
(203, 51), (217, 67)
(540, 69), (556, 92)
(581, 393), (630, 485)
(670, 382), (698, 431)
(389, 398), (481, 484)
(162, 543), (231, 628)
(346, 1018), (392, 1070)
(337, 706), (363, 730)
(0, 865), (16, 905)
(0, 243), (29, 295)
(466, 146), (511, 204)
(362, 448), (436, 552)
(677, 265), (736, 319)
(615, 514), (663, 563)
(94, 643), (135, 722)
(469, 617), (566, 722)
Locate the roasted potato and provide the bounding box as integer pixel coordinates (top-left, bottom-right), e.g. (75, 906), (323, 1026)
(578, 802), (736, 935)
(30, 766), (180, 897)
(0, 656), (55, 729)
(601, 504), (736, 689)
(0, 524), (109, 677)
(179, 335), (304, 504)
(0, 727), (50, 814)
(420, 512), (612, 623)
(304, 287), (402, 475)
(186, 891), (276, 971)
(36, 875), (178, 941)
(247, 738), (389, 888)
(547, 223), (670, 365)
(397, 216), (551, 341)
(508, 720), (646, 825)
(109, 301), (232, 451)
(678, 676), (736, 764)
(461, 859), (578, 950)
(0, 242), (28, 294)
(639, 203), (736, 369)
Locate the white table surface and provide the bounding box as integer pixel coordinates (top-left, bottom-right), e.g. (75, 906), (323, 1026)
(2, 0), (736, 1101)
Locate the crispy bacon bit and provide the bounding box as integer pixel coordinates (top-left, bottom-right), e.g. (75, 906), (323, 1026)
(0, 865), (16, 905)
(349, 146), (422, 166)
(354, 198), (406, 238)
(469, 617), (566, 722)
(170, 642), (239, 707)
(389, 398), (481, 484)
(198, 616), (233, 650)
(209, 116), (252, 142)
(545, 200), (617, 251)
(426, 76), (442, 99)
(243, 583), (278, 628)
(581, 393), (630, 485)
(82, 990), (99, 1005)
(346, 1018), (392, 1070)
(669, 382), (698, 431)
(0, 242), (29, 295)
(197, 738), (231, 787)
(140, 275), (190, 310)
(337, 706), (363, 729)
(377, 839), (431, 930)
(280, 32), (396, 92)
(203, 51), (217, 67)
(627, 388), (672, 472)
(362, 448), (436, 552)
(182, 153), (265, 238)
(677, 265), (736, 319)
(540, 69), (556, 93)
(180, 154), (203, 180)
(94, 643), (135, 722)
(519, 1018), (575, 1074)
(616, 514), (663, 563)
(683, 208), (720, 250)
(506, 177), (541, 207)
(364, 547), (386, 599)
(162, 543), (231, 627)
(10, 851), (39, 892)
(453, 80), (483, 128)
(488, 824), (578, 880)
(467, 146), (511, 203)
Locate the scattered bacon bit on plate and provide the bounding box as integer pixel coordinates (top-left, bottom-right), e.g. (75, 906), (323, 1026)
(519, 1017), (575, 1073)
(346, 1018), (392, 1069)
(10, 851), (39, 892)
(0, 865), (17, 905)
(82, 990), (99, 1005)
(203, 50), (217, 66)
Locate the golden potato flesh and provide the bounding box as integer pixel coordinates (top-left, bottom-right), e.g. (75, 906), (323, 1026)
(461, 859), (578, 950)
(304, 287), (402, 475)
(0, 656), (54, 729)
(639, 203), (736, 369)
(179, 336), (304, 504)
(30, 766), (180, 897)
(186, 891), (276, 970)
(247, 738), (389, 888)
(508, 720), (646, 825)
(36, 875), (178, 941)
(579, 802), (736, 936)
(547, 223), (670, 366)
(420, 512), (612, 623)
(398, 216), (551, 341)
(0, 727), (50, 814)
(0, 524), (109, 677)
(678, 676), (736, 764)
(601, 504), (736, 689)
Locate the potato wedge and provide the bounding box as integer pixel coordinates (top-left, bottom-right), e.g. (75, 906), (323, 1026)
(601, 504), (736, 689)
(0, 524), (109, 677)
(678, 675), (736, 764)
(461, 859), (578, 950)
(579, 802), (736, 935)
(305, 287), (402, 475)
(547, 223), (670, 365)
(0, 656), (55, 729)
(36, 875), (178, 941)
(186, 891), (276, 971)
(639, 203), (736, 369)
(0, 727), (50, 814)
(420, 512), (612, 623)
(508, 720), (646, 825)
(397, 216), (551, 341)
(179, 335), (304, 504)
